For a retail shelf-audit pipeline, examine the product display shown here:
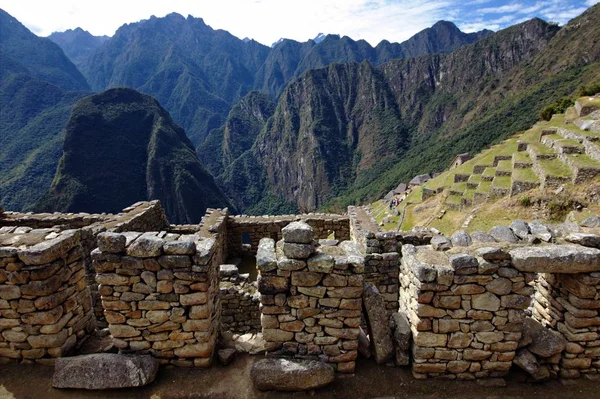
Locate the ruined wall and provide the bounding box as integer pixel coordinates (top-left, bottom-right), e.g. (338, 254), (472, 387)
(400, 245), (530, 379)
(523, 244), (600, 379)
(349, 206), (431, 316)
(0, 229), (94, 363)
(91, 214), (226, 367)
(227, 214), (350, 257)
(256, 222), (365, 373)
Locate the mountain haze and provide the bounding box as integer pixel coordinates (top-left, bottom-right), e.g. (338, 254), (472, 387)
(48, 28), (109, 70)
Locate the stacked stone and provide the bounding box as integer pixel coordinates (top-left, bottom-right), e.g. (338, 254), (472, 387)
(530, 271), (600, 378)
(400, 244), (531, 379)
(219, 265), (261, 334)
(257, 221), (365, 373)
(227, 214), (350, 257)
(510, 244), (600, 379)
(0, 230), (94, 363)
(92, 231), (221, 367)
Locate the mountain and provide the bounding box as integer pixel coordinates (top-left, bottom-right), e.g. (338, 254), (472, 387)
(397, 20), (493, 59)
(313, 33), (328, 44)
(0, 8), (90, 212)
(0, 9), (89, 91)
(79, 13), (271, 146)
(255, 23), (493, 99)
(198, 91), (275, 177)
(221, 6), (600, 213)
(71, 14), (489, 146)
(48, 28), (109, 70)
(35, 88), (235, 223)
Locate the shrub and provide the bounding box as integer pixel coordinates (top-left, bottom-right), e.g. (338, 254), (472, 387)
(519, 196), (532, 207)
(539, 97), (575, 121)
(577, 83), (600, 97)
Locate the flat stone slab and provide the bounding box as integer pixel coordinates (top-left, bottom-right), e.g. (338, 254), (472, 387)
(53, 354), (158, 389)
(251, 358), (334, 391)
(510, 245), (600, 273)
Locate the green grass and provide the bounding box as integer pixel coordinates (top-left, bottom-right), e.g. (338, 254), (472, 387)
(476, 180), (492, 193)
(539, 159), (573, 177)
(492, 175), (512, 189)
(528, 141), (555, 156)
(468, 174), (482, 184)
(424, 172), (453, 191)
(450, 182), (468, 193)
(405, 186), (423, 203)
(513, 167), (539, 182)
(496, 160), (513, 172)
(446, 194), (463, 205)
(566, 153), (600, 169)
(463, 188), (476, 200)
(482, 167), (496, 178)
(513, 151), (532, 163)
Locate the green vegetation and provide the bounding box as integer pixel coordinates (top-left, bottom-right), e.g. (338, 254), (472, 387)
(35, 88), (236, 223)
(513, 167), (539, 182)
(578, 82), (600, 96)
(540, 97), (575, 121)
(539, 158), (572, 177)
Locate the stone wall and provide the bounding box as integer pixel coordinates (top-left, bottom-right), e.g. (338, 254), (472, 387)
(349, 207), (431, 316)
(91, 222), (225, 367)
(227, 214), (350, 257)
(523, 244), (600, 379)
(219, 265), (260, 334)
(400, 244), (530, 379)
(256, 221), (365, 373)
(0, 229), (94, 363)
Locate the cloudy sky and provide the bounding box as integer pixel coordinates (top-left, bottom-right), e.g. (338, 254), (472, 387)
(0, 0), (598, 46)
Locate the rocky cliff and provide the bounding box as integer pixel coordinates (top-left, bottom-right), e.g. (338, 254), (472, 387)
(35, 88), (235, 223)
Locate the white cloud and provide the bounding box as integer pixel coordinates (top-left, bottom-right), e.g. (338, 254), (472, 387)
(0, 0), (594, 46)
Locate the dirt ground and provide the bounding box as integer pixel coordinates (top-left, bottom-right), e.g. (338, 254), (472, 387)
(1, 356), (598, 399)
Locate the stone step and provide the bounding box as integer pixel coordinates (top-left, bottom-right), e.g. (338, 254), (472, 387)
(490, 175), (511, 198)
(528, 139), (572, 189)
(512, 151), (533, 169)
(540, 133), (583, 155)
(556, 127), (600, 164)
(495, 160), (512, 176)
(510, 167), (540, 196)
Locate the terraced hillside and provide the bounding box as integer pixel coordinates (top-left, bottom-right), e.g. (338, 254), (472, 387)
(370, 95), (600, 232)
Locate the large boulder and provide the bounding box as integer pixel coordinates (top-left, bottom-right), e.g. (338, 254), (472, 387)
(282, 221), (314, 244)
(509, 245), (600, 273)
(509, 219), (530, 240)
(513, 349), (550, 381)
(490, 226), (519, 243)
(581, 215), (600, 228)
(53, 354), (158, 389)
(363, 283), (394, 364)
(390, 312), (411, 366)
(251, 358), (334, 391)
(519, 318), (566, 358)
(431, 235), (452, 251)
(451, 230), (472, 247)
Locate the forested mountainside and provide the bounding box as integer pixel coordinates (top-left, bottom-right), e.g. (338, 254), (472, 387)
(219, 6), (600, 213)
(0, 9), (90, 211)
(72, 13), (490, 145)
(35, 88), (236, 223)
(48, 28), (109, 70)
(0, 9), (89, 91)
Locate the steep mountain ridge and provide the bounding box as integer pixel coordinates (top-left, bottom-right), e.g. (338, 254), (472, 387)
(0, 8), (90, 211)
(221, 8), (600, 213)
(48, 28), (109, 70)
(197, 91), (275, 177)
(35, 88), (235, 223)
(69, 13), (489, 145)
(0, 9), (89, 91)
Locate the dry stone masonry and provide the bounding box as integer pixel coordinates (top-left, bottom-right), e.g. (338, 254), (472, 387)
(91, 225), (225, 367)
(0, 228), (94, 362)
(219, 264), (261, 334)
(256, 221), (365, 373)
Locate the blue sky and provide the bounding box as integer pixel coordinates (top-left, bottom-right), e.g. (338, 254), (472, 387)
(0, 0), (597, 46)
